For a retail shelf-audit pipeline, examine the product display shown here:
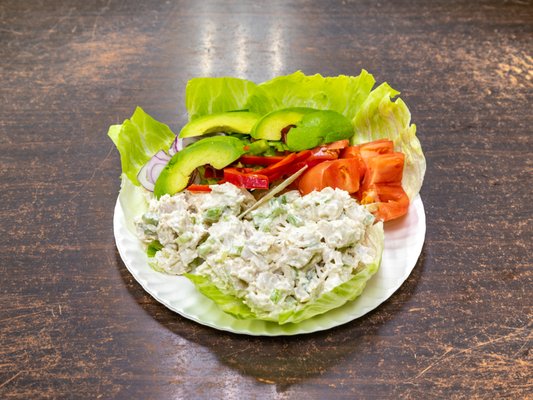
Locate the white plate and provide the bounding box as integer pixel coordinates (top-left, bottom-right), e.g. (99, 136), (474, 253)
(113, 195), (425, 336)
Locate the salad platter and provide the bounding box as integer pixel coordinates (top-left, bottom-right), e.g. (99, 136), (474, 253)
(109, 71), (426, 335)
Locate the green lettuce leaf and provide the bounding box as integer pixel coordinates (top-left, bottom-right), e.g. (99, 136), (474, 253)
(185, 222), (384, 325)
(108, 107), (176, 186)
(246, 70), (375, 118)
(185, 77), (258, 120)
(184, 273), (257, 319)
(351, 83), (426, 199)
(118, 174), (149, 232)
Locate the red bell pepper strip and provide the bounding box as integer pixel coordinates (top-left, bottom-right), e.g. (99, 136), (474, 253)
(306, 150), (339, 167)
(186, 184), (212, 192)
(223, 168), (270, 189)
(202, 165), (224, 179)
(255, 150), (313, 182)
(238, 155), (286, 166)
(303, 140), (350, 168)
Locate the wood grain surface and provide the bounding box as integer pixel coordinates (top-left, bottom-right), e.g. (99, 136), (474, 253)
(0, 0), (531, 398)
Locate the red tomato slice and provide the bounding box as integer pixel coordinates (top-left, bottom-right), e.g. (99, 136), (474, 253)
(323, 158), (361, 193)
(340, 145), (359, 158)
(361, 184), (409, 221)
(298, 158), (363, 195)
(298, 161), (333, 195)
(340, 145), (366, 180)
(359, 139), (394, 163)
(361, 152), (405, 192)
(318, 139), (350, 150)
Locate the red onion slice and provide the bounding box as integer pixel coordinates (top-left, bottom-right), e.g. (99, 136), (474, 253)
(149, 162), (167, 183)
(168, 136), (181, 155)
(137, 162), (154, 192)
(169, 135), (211, 155)
(137, 150), (171, 192)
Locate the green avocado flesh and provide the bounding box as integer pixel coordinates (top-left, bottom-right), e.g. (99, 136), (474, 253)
(179, 111), (261, 138)
(251, 107), (316, 140)
(153, 136), (245, 197)
(285, 110), (353, 151)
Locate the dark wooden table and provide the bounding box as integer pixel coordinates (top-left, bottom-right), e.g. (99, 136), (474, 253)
(1, 0), (531, 398)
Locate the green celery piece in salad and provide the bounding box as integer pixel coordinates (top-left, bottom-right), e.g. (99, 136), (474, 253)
(185, 222), (384, 324)
(185, 76), (258, 120)
(147, 240), (163, 257)
(108, 106), (176, 186)
(351, 82), (426, 200)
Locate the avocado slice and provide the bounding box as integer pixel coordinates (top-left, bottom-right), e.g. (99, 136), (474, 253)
(179, 111), (260, 138)
(285, 110), (353, 151)
(153, 136), (245, 197)
(251, 107), (316, 140)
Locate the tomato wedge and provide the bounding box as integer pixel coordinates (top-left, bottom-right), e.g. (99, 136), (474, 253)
(361, 152), (405, 192)
(340, 145), (360, 159)
(298, 158), (363, 195)
(324, 158), (362, 193)
(359, 139), (394, 163)
(298, 161), (332, 195)
(360, 184), (409, 221)
(340, 145), (366, 180)
(316, 139), (350, 151)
